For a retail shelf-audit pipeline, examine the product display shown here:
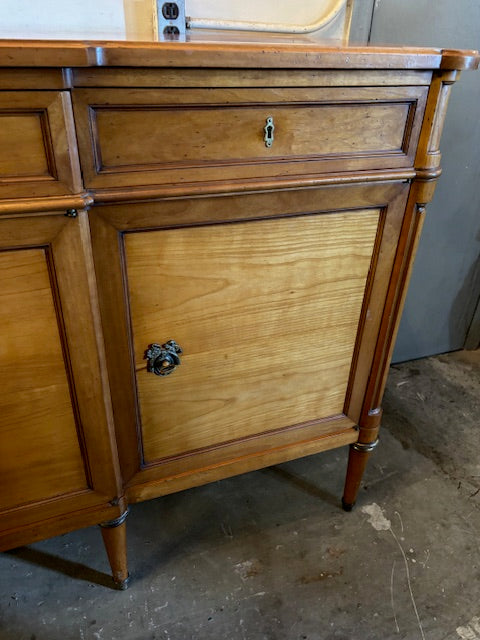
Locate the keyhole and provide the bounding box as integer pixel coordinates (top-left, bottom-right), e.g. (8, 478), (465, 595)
(264, 117), (275, 148)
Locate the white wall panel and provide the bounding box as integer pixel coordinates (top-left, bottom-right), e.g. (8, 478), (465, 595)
(0, 0), (351, 42)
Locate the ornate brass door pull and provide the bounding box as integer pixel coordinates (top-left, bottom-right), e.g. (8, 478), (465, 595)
(145, 340), (183, 376)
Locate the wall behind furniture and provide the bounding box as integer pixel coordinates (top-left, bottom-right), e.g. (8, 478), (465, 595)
(0, 0), (351, 41)
(0, 0), (127, 39)
(365, 0), (480, 360)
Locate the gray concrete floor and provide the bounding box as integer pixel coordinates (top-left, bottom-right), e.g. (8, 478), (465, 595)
(1, 351), (479, 640)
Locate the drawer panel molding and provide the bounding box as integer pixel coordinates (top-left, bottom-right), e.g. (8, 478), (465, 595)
(74, 86), (428, 190)
(0, 92), (82, 199)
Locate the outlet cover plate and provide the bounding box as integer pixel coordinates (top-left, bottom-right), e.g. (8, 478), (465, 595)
(157, 0), (186, 40)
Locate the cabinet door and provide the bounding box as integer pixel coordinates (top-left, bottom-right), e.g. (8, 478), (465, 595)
(91, 182), (410, 500)
(0, 212), (121, 551)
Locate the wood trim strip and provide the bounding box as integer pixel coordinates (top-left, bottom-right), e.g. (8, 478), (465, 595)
(0, 172), (417, 213)
(141, 414), (352, 468)
(0, 68), (69, 90)
(0, 501), (123, 553)
(72, 68), (434, 89)
(44, 242), (93, 490)
(83, 43), (446, 70)
(126, 427), (358, 503)
(90, 169), (416, 204)
(0, 40), (476, 71)
(0, 194), (93, 216)
(441, 49), (480, 70)
(343, 205), (388, 415)
(368, 199), (427, 412)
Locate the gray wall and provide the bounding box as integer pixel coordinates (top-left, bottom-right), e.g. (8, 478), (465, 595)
(352, 0), (480, 361)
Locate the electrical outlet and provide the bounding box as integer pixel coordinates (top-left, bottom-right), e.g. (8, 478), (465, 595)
(162, 3), (179, 20)
(157, 0), (186, 41)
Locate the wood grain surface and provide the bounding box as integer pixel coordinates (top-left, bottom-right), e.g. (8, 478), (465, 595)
(0, 91), (82, 199)
(125, 209), (380, 461)
(0, 248), (87, 511)
(94, 103), (409, 168)
(0, 113), (49, 178)
(74, 86), (426, 189)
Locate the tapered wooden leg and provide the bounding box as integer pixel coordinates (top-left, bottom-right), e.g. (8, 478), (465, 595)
(99, 510), (130, 589)
(342, 440), (379, 511)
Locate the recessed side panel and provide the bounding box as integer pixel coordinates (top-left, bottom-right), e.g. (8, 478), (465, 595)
(0, 248), (88, 511)
(0, 112), (52, 179)
(124, 210), (380, 463)
(0, 92), (82, 199)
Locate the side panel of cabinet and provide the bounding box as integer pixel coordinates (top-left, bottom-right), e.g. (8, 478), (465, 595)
(90, 182), (410, 501)
(0, 212), (121, 551)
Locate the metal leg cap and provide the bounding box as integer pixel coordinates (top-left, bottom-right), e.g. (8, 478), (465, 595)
(342, 498), (355, 512)
(113, 574), (131, 590)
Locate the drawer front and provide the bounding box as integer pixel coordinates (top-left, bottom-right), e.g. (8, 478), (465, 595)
(126, 211), (380, 462)
(0, 92), (82, 199)
(74, 86), (427, 190)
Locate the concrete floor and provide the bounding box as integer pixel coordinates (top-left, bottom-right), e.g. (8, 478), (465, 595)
(1, 351), (479, 640)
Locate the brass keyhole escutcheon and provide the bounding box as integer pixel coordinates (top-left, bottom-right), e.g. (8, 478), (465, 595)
(264, 116), (275, 148)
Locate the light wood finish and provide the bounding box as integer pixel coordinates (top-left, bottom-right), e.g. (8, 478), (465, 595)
(90, 181), (409, 495)
(72, 68), (433, 89)
(415, 70), (458, 175)
(0, 194), (92, 216)
(0, 211), (122, 552)
(0, 114), (50, 176)
(129, 427), (358, 504)
(0, 38), (477, 70)
(127, 416), (357, 500)
(0, 68), (70, 90)
(73, 43), (480, 71)
(89, 168), (417, 205)
(73, 86), (427, 189)
(0, 91), (82, 199)
(127, 210), (379, 461)
(0, 248), (87, 510)
(342, 408), (382, 509)
(100, 520), (129, 589)
(0, 38), (476, 586)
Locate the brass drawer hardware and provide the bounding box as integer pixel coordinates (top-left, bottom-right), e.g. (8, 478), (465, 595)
(145, 340), (183, 376)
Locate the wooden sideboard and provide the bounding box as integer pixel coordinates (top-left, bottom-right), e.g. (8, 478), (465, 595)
(0, 37), (478, 589)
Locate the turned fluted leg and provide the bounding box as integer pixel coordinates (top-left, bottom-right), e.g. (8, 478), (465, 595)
(99, 510), (130, 589)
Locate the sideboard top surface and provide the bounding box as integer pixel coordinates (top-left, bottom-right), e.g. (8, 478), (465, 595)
(0, 35), (478, 70)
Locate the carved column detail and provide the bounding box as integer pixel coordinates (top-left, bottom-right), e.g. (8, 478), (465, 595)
(414, 69), (459, 205)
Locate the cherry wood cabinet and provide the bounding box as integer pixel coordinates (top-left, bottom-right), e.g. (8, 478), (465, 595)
(0, 38), (478, 589)
(90, 182), (409, 505)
